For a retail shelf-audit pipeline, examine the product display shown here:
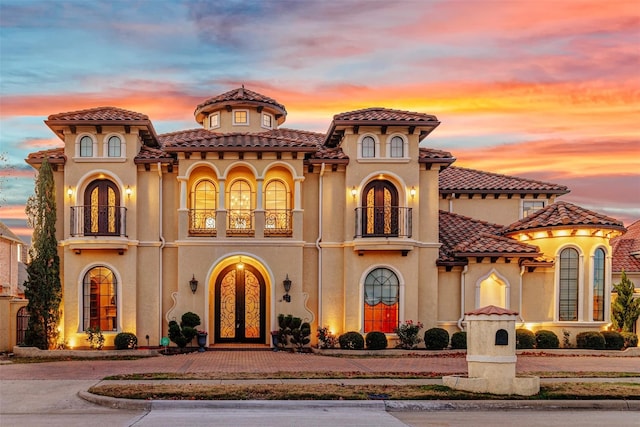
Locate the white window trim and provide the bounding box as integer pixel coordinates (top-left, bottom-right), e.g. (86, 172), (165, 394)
(77, 263), (122, 333)
(554, 245), (584, 322)
(520, 199), (547, 219)
(209, 112), (221, 129)
(359, 264), (405, 334)
(357, 134), (380, 160)
(386, 134), (408, 159)
(103, 133), (126, 158)
(261, 113), (274, 130)
(233, 109), (250, 126)
(75, 133), (97, 158)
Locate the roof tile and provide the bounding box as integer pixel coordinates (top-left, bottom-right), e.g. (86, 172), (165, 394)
(134, 146), (176, 164)
(611, 219), (640, 273)
(333, 107), (438, 123)
(26, 148), (66, 165)
(195, 87), (286, 115)
(160, 128), (323, 151)
(439, 166), (568, 194)
(438, 211), (506, 264)
(466, 305), (519, 316)
(47, 106), (149, 121)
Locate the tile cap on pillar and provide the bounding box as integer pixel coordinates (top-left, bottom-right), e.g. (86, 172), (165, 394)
(465, 305), (519, 316)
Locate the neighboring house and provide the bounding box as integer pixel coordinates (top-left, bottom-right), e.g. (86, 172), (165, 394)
(611, 219), (640, 332)
(25, 87), (627, 349)
(0, 221), (28, 351)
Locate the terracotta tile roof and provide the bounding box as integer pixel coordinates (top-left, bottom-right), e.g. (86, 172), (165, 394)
(194, 87), (287, 119)
(0, 221), (23, 244)
(502, 201), (626, 234)
(438, 211), (538, 265)
(134, 146), (176, 164)
(419, 147), (456, 164)
(439, 166), (569, 195)
(306, 147), (349, 164)
(25, 148), (66, 165)
(160, 128), (323, 152)
(47, 106), (149, 121)
(611, 219), (640, 273)
(465, 305), (519, 316)
(333, 107), (438, 123)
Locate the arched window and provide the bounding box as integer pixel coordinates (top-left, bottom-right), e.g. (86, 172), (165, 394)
(107, 136), (121, 157)
(593, 248), (605, 321)
(559, 248), (579, 321)
(190, 179), (217, 232)
(80, 136), (93, 157)
(362, 180), (399, 237)
(390, 136), (404, 158)
(362, 136), (375, 158)
(264, 179), (291, 235)
(83, 266), (117, 331)
(228, 179), (254, 233)
(83, 180), (120, 236)
(364, 268), (399, 333)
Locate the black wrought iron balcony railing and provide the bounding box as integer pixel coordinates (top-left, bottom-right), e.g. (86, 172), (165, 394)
(354, 206), (412, 238)
(264, 209), (292, 237)
(227, 209), (255, 236)
(70, 205), (127, 237)
(189, 209), (217, 235)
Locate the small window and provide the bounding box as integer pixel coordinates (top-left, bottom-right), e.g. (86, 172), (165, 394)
(390, 136), (404, 158)
(233, 110), (248, 125)
(80, 136), (93, 157)
(107, 136), (121, 157)
(262, 113), (273, 129)
(209, 113), (220, 129)
(523, 201), (545, 218)
(362, 136), (375, 158)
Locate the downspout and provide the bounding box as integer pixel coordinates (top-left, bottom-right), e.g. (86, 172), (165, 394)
(456, 265), (469, 330)
(316, 163), (326, 329)
(157, 162), (165, 343)
(518, 265), (525, 324)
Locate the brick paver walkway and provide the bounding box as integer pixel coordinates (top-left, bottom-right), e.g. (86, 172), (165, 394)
(1, 351), (638, 381)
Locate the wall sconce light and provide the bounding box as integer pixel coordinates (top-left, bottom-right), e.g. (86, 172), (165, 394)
(67, 187), (73, 199)
(283, 274), (292, 302)
(125, 185), (132, 199)
(238, 256), (244, 270)
(410, 187), (416, 199)
(351, 186), (357, 199)
(189, 274), (198, 294)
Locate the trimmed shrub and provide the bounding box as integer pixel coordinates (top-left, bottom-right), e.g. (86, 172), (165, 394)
(339, 331), (364, 350)
(450, 331), (467, 349)
(424, 327), (449, 350)
(601, 331), (624, 350)
(114, 332), (138, 350)
(516, 329), (535, 349)
(621, 331), (638, 349)
(181, 312), (201, 328)
(365, 331), (388, 350)
(535, 330), (559, 349)
(576, 331), (605, 349)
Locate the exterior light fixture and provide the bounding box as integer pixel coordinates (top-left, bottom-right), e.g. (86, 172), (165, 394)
(410, 187), (416, 199)
(126, 185), (132, 198)
(67, 187), (73, 199)
(283, 274), (292, 302)
(351, 186), (357, 199)
(238, 256), (244, 269)
(189, 274), (198, 294)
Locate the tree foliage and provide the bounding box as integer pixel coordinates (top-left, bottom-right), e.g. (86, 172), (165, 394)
(611, 271), (640, 332)
(24, 158), (62, 349)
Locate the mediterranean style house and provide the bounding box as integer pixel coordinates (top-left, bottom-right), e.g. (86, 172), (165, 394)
(0, 221), (28, 351)
(24, 87), (629, 349)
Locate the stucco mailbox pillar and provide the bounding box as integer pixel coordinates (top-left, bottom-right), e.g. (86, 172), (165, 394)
(443, 305), (539, 396)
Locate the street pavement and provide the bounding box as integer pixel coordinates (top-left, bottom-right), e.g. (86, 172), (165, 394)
(1, 351), (639, 426)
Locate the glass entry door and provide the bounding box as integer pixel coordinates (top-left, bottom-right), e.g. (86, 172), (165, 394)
(214, 263), (265, 343)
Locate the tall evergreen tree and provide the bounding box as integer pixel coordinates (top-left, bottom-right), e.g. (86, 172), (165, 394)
(611, 271), (640, 332)
(24, 158), (62, 349)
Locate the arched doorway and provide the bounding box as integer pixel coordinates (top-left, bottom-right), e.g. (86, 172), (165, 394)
(362, 180), (399, 237)
(83, 179), (121, 236)
(214, 262), (266, 343)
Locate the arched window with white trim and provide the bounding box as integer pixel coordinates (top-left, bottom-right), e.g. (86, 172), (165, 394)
(362, 136), (376, 158)
(389, 135), (404, 158)
(83, 266), (117, 331)
(593, 248), (605, 321)
(190, 179), (217, 233)
(80, 135), (93, 157)
(559, 247), (579, 321)
(107, 136), (121, 157)
(363, 267), (399, 333)
(264, 179), (291, 235)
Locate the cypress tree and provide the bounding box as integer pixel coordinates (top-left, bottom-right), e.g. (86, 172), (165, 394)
(24, 158), (62, 349)
(611, 271), (640, 332)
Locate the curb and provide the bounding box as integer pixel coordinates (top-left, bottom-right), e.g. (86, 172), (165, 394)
(78, 391), (640, 412)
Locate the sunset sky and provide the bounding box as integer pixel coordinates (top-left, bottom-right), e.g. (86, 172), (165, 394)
(1, 0), (638, 243)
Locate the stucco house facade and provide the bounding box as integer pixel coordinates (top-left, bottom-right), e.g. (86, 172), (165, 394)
(25, 87), (627, 349)
(0, 221), (28, 351)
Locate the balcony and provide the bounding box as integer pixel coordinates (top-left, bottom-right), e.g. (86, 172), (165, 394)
(354, 206), (413, 255)
(189, 209), (217, 236)
(70, 205), (127, 237)
(227, 209), (255, 237)
(264, 209), (293, 237)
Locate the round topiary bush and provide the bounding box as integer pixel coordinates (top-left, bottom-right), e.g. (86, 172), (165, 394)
(114, 332), (138, 350)
(576, 331), (605, 349)
(181, 312), (201, 328)
(621, 332), (638, 349)
(535, 329), (559, 349)
(516, 329), (535, 349)
(424, 327), (449, 350)
(450, 331), (467, 349)
(339, 331), (364, 350)
(601, 331), (624, 350)
(365, 331), (388, 350)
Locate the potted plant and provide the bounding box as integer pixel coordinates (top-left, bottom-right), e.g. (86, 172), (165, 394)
(196, 330), (208, 352)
